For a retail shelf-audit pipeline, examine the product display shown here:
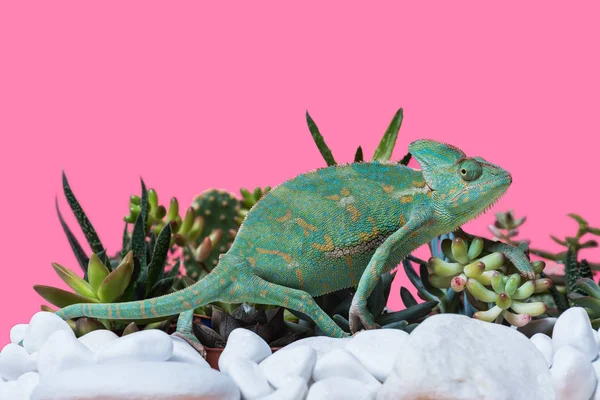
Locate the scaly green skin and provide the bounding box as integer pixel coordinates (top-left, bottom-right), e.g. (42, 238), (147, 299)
(56, 140), (533, 338)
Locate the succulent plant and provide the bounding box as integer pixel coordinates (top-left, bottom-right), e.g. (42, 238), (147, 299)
(568, 278), (600, 329)
(418, 235), (551, 326)
(237, 186), (271, 225)
(488, 210), (529, 247)
(36, 173), (182, 336)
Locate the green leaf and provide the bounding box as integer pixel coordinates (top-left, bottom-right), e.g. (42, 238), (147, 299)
(306, 110), (336, 166)
(550, 235), (568, 247)
(399, 152), (412, 166)
(400, 286), (418, 308)
(569, 293), (600, 310)
(372, 108), (403, 162)
(131, 179), (149, 271)
(568, 213), (588, 226)
(120, 222), (129, 259)
(51, 263), (97, 298)
(55, 197), (89, 273)
(97, 251), (134, 302)
(146, 223), (172, 296)
(575, 277), (600, 299)
(88, 253), (110, 294)
(354, 146), (363, 163)
(62, 172), (104, 255)
(376, 300), (437, 325)
(33, 285), (99, 308)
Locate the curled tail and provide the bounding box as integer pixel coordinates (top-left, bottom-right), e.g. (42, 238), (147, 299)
(55, 267), (227, 321)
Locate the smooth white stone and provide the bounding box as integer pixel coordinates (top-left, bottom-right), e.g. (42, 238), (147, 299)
(9, 324), (28, 345)
(30, 361), (240, 400)
(22, 312), (74, 354)
(262, 377), (308, 400)
(169, 335), (210, 368)
(530, 333), (553, 367)
(0, 371), (40, 400)
(307, 377), (374, 400)
(378, 314), (555, 400)
(95, 329), (173, 363)
(259, 345), (316, 389)
(38, 330), (94, 376)
(77, 329), (119, 353)
(312, 348), (381, 391)
(0, 343), (37, 381)
(551, 346), (596, 400)
(226, 357), (273, 399)
(218, 328), (272, 375)
(284, 336), (350, 360)
(594, 330), (600, 359)
(553, 307), (597, 361)
(345, 329), (409, 382)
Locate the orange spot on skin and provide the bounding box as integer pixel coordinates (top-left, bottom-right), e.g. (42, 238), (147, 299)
(296, 218), (318, 236)
(231, 276), (237, 282)
(325, 194), (341, 201)
(296, 269), (304, 289)
(345, 256), (357, 286)
(441, 193), (447, 199)
(256, 248), (293, 263)
(283, 296), (289, 308)
(381, 184), (395, 194)
(340, 187), (351, 197)
(312, 235), (335, 252)
(399, 214), (406, 226)
(140, 302), (147, 318)
(412, 180), (426, 188)
(260, 290), (268, 298)
(247, 257), (256, 268)
(400, 195), (413, 204)
(346, 205), (361, 222)
(275, 209), (293, 223)
(449, 188), (457, 195)
(229, 283), (240, 296)
(150, 299), (158, 316)
(220, 278), (226, 285)
(115, 305), (121, 318)
(410, 231), (420, 238)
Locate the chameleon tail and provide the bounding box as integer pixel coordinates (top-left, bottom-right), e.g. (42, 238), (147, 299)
(55, 267), (228, 321)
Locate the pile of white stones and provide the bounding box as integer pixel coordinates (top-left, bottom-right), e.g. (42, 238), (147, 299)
(0, 308), (598, 399)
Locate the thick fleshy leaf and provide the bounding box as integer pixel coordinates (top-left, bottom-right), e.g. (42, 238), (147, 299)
(97, 251), (134, 302)
(131, 179), (149, 270)
(55, 197), (89, 273)
(75, 318), (105, 337)
(354, 146), (363, 163)
(33, 285), (99, 308)
(62, 172), (104, 254)
(400, 287), (418, 308)
(575, 278), (600, 299)
(376, 300), (437, 325)
(306, 110), (336, 166)
(52, 263), (96, 299)
(372, 108), (403, 162)
(146, 223), (172, 296)
(88, 253), (110, 294)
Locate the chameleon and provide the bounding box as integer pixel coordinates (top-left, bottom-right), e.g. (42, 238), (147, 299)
(55, 139), (534, 343)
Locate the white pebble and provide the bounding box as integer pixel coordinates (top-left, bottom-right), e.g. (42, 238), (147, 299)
(312, 348), (380, 391)
(77, 330), (119, 353)
(345, 329), (408, 382)
(169, 335), (210, 368)
(95, 329), (173, 363)
(306, 377), (374, 400)
(30, 361), (240, 400)
(259, 345), (316, 389)
(285, 336), (350, 360)
(0, 343), (37, 381)
(530, 333), (553, 367)
(262, 377), (308, 400)
(218, 328), (271, 375)
(0, 371), (40, 400)
(551, 345), (596, 400)
(553, 307), (598, 361)
(9, 325), (28, 345)
(38, 330), (94, 376)
(226, 357), (273, 400)
(23, 313), (75, 354)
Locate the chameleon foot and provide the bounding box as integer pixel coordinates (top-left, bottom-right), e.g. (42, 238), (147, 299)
(349, 303), (380, 334)
(173, 331), (207, 359)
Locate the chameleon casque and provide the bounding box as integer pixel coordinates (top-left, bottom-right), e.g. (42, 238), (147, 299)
(55, 140), (534, 343)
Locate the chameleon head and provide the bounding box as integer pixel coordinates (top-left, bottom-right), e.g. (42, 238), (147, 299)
(408, 139), (512, 227)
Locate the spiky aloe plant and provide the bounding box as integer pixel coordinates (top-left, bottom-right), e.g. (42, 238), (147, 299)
(35, 174), (181, 336)
(569, 278), (600, 329)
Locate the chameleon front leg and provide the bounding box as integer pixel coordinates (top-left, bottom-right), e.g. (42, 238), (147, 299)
(453, 227), (535, 280)
(349, 212), (433, 334)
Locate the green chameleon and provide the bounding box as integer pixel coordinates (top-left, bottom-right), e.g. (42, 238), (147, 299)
(55, 140), (533, 345)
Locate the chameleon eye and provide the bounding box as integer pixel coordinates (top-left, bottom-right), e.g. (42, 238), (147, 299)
(459, 159), (483, 181)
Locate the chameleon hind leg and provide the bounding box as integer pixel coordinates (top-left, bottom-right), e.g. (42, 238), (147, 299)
(245, 275), (349, 338)
(172, 310), (206, 357)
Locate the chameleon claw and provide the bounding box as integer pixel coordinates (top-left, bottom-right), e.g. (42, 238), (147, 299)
(172, 331), (207, 358)
(349, 304), (379, 333)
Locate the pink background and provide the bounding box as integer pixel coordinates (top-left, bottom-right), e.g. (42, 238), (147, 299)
(1, 2), (599, 345)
